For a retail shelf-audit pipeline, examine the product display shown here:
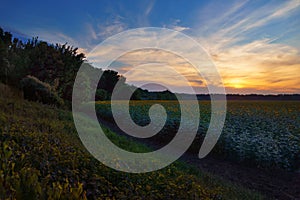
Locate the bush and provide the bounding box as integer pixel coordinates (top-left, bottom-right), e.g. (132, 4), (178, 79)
(95, 89), (108, 101)
(20, 75), (63, 107)
(0, 83), (23, 99)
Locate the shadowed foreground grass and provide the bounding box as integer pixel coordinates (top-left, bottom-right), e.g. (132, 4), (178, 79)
(0, 94), (264, 199)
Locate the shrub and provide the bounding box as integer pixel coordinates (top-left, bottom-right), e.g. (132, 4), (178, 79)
(95, 89), (108, 101)
(20, 75), (63, 107)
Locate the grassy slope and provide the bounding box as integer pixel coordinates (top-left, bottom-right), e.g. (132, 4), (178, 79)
(0, 91), (264, 199)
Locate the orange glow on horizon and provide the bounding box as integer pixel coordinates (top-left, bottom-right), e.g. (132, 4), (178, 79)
(226, 79), (245, 89)
(109, 45), (300, 94)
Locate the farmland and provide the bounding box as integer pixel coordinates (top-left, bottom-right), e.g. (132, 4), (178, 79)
(95, 100), (300, 171)
(0, 92), (266, 199)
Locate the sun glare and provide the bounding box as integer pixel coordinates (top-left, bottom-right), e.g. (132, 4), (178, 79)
(227, 79), (245, 89)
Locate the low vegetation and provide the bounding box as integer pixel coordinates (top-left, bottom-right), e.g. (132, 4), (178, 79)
(0, 91), (263, 199)
(96, 100), (300, 171)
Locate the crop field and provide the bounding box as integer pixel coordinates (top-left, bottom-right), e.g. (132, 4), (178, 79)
(96, 100), (300, 171)
(0, 96), (265, 199)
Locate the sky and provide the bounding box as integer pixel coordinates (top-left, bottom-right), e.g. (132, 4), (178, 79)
(1, 0), (300, 94)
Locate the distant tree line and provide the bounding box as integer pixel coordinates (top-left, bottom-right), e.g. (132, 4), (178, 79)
(195, 94), (300, 101)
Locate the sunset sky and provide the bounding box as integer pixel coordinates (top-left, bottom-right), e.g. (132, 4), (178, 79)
(1, 0), (299, 94)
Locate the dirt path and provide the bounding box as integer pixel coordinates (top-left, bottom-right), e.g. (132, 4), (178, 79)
(99, 119), (300, 200)
(182, 153), (300, 200)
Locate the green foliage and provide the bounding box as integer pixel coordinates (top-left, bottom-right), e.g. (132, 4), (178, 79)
(1, 27), (179, 108)
(20, 75), (64, 106)
(96, 100), (300, 171)
(0, 83), (23, 99)
(220, 101), (300, 170)
(96, 89), (108, 101)
(73, 71), (92, 103)
(0, 27), (85, 105)
(98, 70), (126, 94)
(0, 95), (263, 199)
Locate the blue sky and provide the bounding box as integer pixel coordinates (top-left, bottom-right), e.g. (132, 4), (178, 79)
(1, 0), (300, 94)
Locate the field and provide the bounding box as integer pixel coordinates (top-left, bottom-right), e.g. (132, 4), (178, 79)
(96, 100), (300, 171)
(0, 94), (265, 199)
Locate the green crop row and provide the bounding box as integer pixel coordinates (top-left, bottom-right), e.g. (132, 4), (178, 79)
(95, 100), (300, 170)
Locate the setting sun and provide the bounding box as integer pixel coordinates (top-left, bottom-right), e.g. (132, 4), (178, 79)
(226, 79), (246, 89)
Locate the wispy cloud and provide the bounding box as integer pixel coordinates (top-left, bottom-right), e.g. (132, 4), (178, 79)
(134, 0), (156, 26)
(187, 0), (300, 93)
(86, 23), (98, 40)
(241, 0), (300, 32)
(88, 35), (215, 94)
(197, 0), (300, 53)
(145, 0), (155, 16)
(20, 0), (298, 94)
(87, 17), (300, 94)
(82, 0), (156, 48)
(97, 21), (127, 39)
(165, 19), (190, 32)
(82, 15), (128, 50)
(212, 39), (300, 91)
